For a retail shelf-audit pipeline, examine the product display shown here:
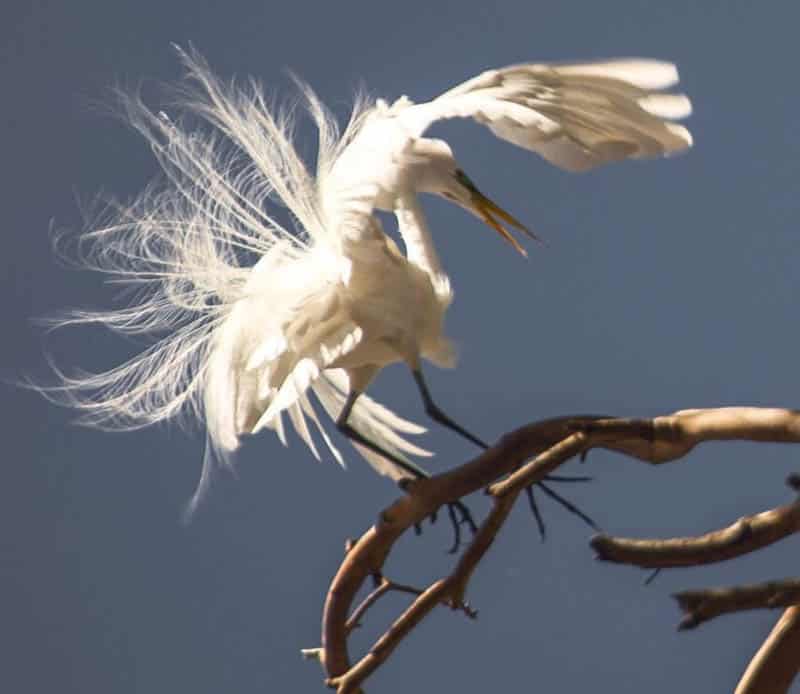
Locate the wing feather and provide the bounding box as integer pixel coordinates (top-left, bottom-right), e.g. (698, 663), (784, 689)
(321, 58), (692, 240)
(396, 58), (692, 171)
(551, 59), (680, 90)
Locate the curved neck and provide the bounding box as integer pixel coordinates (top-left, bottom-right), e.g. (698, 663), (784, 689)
(394, 194), (443, 277)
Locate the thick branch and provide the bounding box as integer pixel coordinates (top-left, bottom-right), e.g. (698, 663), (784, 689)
(489, 432), (588, 497)
(582, 408), (800, 464)
(736, 606), (800, 694)
(590, 495), (800, 569)
(674, 579), (800, 630)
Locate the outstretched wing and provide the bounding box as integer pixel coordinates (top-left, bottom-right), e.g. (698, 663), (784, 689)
(397, 58), (692, 171)
(322, 58), (692, 246)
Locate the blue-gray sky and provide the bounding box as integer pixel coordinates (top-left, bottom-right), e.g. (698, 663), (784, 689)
(4, 1), (800, 692)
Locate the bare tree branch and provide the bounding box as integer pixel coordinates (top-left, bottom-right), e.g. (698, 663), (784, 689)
(674, 579), (800, 629)
(735, 607), (800, 694)
(309, 407), (800, 693)
(580, 408), (800, 463)
(345, 577), (425, 634)
(489, 431), (588, 497)
(590, 478), (800, 569)
(320, 416), (584, 686)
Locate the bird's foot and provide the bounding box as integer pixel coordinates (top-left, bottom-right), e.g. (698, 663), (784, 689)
(525, 475), (599, 541)
(443, 499), (478, 554)
(406, 487), (477, 553)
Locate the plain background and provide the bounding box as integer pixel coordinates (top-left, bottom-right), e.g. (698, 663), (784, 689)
(3, 1), (800, 692)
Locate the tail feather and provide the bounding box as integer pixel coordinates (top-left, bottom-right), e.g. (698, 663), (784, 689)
(493, 63), (692, 171)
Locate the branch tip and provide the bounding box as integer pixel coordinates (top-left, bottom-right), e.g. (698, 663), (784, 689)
(301, 647), (324, 661)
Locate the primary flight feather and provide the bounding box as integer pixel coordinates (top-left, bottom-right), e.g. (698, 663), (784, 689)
(43, 48), (691, 511)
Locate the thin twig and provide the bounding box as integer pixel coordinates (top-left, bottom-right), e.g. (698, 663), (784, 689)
(345, 578), (426, 633)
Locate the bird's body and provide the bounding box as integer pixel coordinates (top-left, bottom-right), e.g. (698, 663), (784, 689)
(42, 49), (692, 509)
(206, 212), (452, 475)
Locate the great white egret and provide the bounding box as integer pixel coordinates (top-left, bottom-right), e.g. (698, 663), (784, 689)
(43, 48), (692, 521)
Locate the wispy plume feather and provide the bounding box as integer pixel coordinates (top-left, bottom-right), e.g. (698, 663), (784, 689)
(35, 47), (424, 508)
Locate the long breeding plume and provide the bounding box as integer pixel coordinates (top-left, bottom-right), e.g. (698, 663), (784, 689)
(38, 47), (692, 515)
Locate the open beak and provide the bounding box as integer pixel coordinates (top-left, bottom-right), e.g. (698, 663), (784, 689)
(471, 190), (539, 257)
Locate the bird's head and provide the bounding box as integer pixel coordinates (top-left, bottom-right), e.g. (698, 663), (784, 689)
(418, 140), (537, 256)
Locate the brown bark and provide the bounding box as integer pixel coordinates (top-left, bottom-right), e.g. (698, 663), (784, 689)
(309, 408), (800, 693)
(736, 606), (800, 694)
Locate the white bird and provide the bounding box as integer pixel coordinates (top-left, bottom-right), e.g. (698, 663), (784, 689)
(43, 48), (692, 516)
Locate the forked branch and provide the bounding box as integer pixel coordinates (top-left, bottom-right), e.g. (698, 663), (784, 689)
(312, 407), (800, 694)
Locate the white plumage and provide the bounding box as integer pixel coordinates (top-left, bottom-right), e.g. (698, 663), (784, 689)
(42, 48), (691, 511)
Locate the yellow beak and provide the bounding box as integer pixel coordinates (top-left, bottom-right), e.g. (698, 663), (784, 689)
(471, 190), (539, 257)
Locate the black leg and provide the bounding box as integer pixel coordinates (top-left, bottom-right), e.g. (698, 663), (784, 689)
(412, 368), (598, 535)
(412, 369), (489, 449)
(537, 482), (600, 532)
(525, 485), (546, 541)
(336, 390), (427, 480)
(337, 389), (476, 552)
